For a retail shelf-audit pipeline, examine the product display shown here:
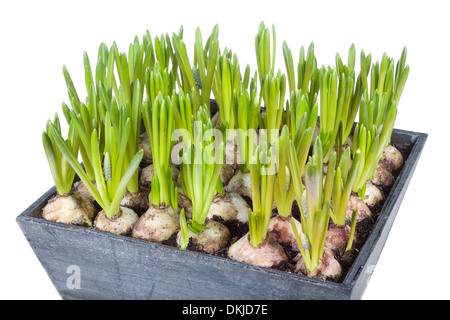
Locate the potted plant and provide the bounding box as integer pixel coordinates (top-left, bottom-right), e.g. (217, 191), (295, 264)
(16, 22), (427, 300)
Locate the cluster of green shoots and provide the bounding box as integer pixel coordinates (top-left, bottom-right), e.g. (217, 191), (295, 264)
(244, 23), (408, 276)
(142, 93), (178, 209)
(43, 114), (79, 196)
(247, 135), (276, 247)
(178, 106), (225, 248)
(42, 22), (408, 276)
(351, 49), (409, 197)
(235, 79), (260, 173)
(45, 31), (185, 219)
(48, 39), (149, 219)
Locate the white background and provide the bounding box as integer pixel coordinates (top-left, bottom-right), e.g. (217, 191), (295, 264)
(0, 0), (448, 300)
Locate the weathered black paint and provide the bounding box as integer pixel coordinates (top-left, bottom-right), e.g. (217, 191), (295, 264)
(16, 111), (427, 299)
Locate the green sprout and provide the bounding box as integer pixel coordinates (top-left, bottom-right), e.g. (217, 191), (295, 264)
(260, 69), (286, 142)
(172, 25), (219, 110)
(97, 82), (143, 196)
(212, 48), (241, 132)
(393, 48), (410, 105)
(146, 32), (179, 99)
(276, 92), (317, 218)
(360, 49), (372, 97)
(42, 114), (79, 196)
(172, 88), (198, 144)
(362, 48), (408, 138)
(97, 64), (143, 196)
(143, 28), (183, 89)
(179, 208), (189, 249)
(367, 48), (409, 106)
(110, 35), (151, 106)
(330, 147), (361, 227)
(62, 38), (150, 194)
(285, 90), (318, 144)
(248, 135), (276, 247)
(352, 91), (398, 196)
(179, 107), (225, 248)
(117, 80), (143, 195)
(255, 21), (276, 85)
(318, 66), (356, 162)
(142, 93), (178, 209)
(61, 50), (107, 182)
(351, 123), (380, 198)
(235, 80), (260, 173)
(172, 91), (225, 198)
(145, 61), (175, 106)
(346, 208), (358, 252)
(318, 66), (340, 161)
(49, 108), (144, 219)
(351, 49), (408, 196)
(242, 64), (252, 91)
(289, 138), (334, 272)
(283, 41), (318, 100)
(334, 44), (365, 144)
(194, 25), (220, 107)
(335, 44), (356, 81)
(273, 126), (295, 218)
(171, 31), (196, 98)
(153, 33), (171, 72)
(256, 22), (287, 143)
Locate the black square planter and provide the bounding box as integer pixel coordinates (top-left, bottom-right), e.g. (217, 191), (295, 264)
(16, 126), (427, 300)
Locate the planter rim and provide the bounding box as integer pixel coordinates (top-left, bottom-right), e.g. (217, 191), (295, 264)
(343, 127), (427, 286)
(16, 186), (346, 292)
(16, 125), (428, 299)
